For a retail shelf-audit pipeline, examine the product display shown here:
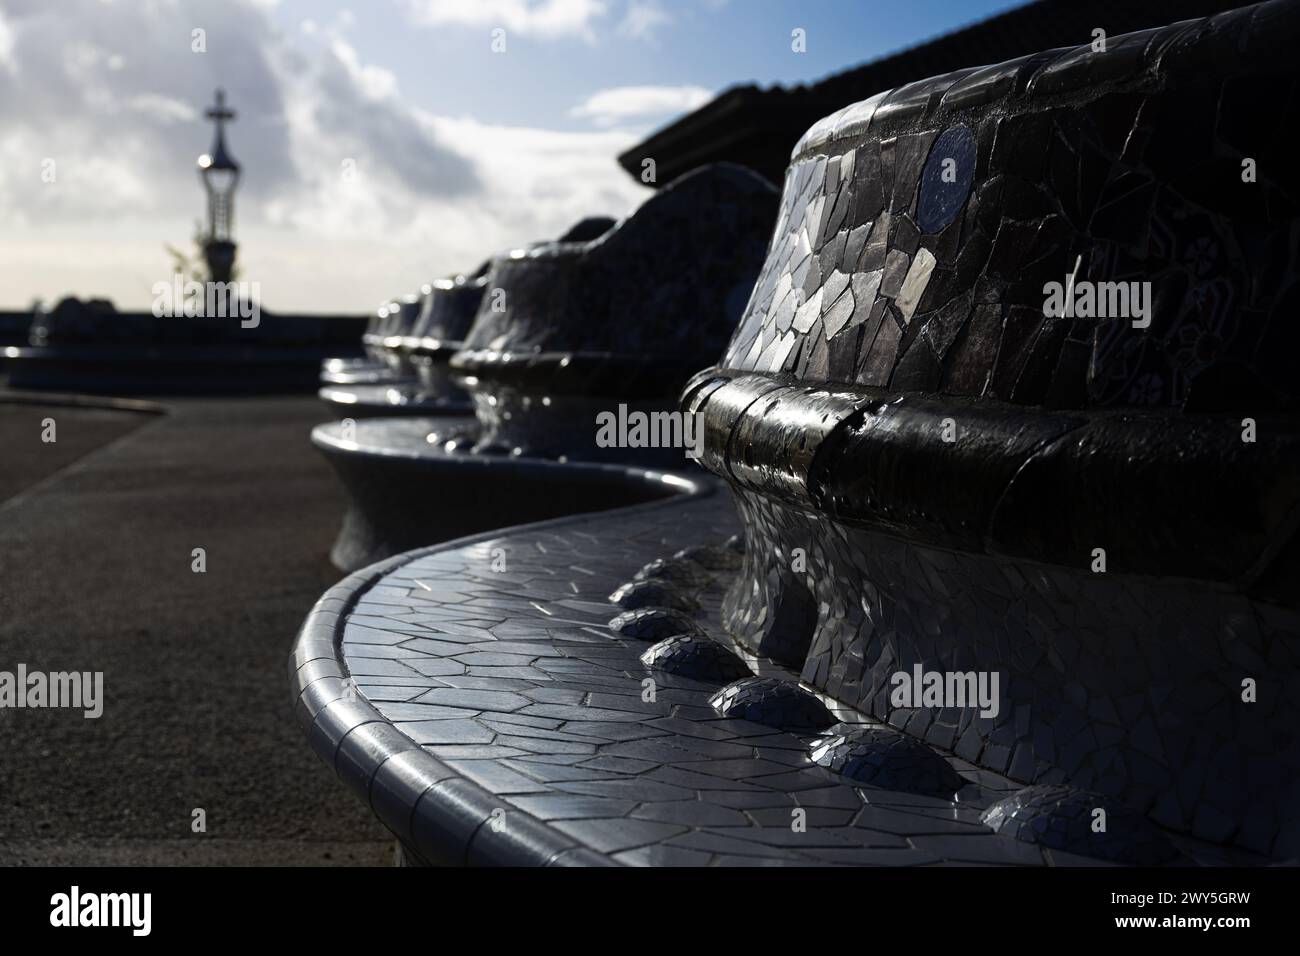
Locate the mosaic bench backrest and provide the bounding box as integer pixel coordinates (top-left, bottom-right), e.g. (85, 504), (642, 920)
(454, 164), (778, 393)
(409, 262), (490, 350)
(686, 0), (1300, 857)
(448, 163), (779, 459)
(362, 296), (415, 363)
(720, 1), (1299, 413)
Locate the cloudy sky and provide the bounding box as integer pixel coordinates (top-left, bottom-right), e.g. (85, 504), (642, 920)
(0, 0), (1020, 312)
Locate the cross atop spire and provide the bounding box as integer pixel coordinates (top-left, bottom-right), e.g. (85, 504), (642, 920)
(201, 88), (239, 172)
(206, 88), (235, 124)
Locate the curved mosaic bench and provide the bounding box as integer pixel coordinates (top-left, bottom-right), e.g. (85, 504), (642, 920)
(322, 301), (418, 388)
(318, 165), (779, 571)
(335, 218), (620, 408)
(291, 481), (1268, 866)
(323, 222), (619, 413)
(318, 382), (473, 418)
(313, 417), (700, 571)
(399, 263), (492, 403)
(684, 0), (1300, 857)
(363, 295), (421, 378)
(450, 164), (778, 460)
(320, 356), (404, 387)
(320, 309), (410, 389)
(326, 290), (477, 417)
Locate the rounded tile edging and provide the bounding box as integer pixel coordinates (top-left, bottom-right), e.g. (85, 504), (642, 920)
(287, 494), (731, 867)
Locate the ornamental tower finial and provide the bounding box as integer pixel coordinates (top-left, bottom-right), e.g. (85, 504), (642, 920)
(197, 88), (240, 283)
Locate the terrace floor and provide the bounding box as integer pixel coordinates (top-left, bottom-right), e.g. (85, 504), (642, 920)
(0, 393), (392, 865)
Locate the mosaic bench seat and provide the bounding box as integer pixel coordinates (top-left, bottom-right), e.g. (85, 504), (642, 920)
(320, 356), (404, 387)
(362, 295), (422, 378)
(325, 219), (613, 413)
(447, 169), (773, 460)
(289, 487), (1268, 866)
(317, 165), (778, 571)
(320, 300), (418, 389)
(317, 382), (473, 418)
(394, 264), (493, 405)
(312, 416), (699, 572)
(324, 283), (477, 416)
(320, 224), (620, 415)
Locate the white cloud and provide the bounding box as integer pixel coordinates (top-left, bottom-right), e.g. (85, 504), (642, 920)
(0, 10), (16, 75)
(329, 38), (400, 101)
(617, 1), (672, 41)
(405, 0), (609, 41)
(570, 84), (711, 127)
(123, 94), (199, 123)
(426, 114), (646, 240)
